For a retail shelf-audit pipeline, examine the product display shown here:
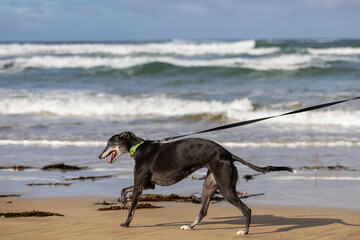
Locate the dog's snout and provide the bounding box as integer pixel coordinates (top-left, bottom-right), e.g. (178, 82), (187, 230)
(98, 148), (107, 159)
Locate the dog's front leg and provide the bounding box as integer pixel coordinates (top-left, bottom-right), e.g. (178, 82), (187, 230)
(120, 185), (134, 208)
(120, 186), (142, 227)
(120, 182), (156, 208)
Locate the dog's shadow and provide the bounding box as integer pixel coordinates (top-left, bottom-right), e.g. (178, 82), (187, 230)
(150, 213), (359, 234)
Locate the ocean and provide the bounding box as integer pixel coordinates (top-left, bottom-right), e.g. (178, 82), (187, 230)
(0, 39), (359, 209)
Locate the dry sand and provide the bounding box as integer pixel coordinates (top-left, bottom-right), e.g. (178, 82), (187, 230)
(1, 196), (359, 240)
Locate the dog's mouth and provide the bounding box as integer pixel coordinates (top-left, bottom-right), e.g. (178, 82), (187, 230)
(107, 151), (117, 164)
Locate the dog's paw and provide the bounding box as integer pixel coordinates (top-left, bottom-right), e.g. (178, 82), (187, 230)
(236, 230), (246, 235)
(181, 225), (192, 230)
(120, 223), (129, 228)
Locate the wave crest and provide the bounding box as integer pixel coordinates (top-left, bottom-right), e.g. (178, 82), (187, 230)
(0, 89), (359, 127)
(308, 47), (360, 55)
(0, 40), (278, 57)
(2, 54), (357, 73)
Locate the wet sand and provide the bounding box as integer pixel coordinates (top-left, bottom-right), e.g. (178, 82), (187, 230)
(1, 196), (359, 240)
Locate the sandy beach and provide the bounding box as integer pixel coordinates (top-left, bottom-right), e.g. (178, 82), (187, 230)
(1, 196), (359, 240)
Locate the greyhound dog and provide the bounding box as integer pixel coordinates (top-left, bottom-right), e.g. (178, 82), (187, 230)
(99, 131), (293, 235)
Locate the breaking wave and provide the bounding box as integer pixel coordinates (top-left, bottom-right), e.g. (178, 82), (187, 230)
(0, 40), (278, 57)
(1, 54), (358, 73)
(307, 47), (360, 55)
(1, 40), (359, 74)
(0, 89), (359, 127)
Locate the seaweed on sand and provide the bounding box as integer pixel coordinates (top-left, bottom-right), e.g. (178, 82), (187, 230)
(299, 163), (359, 171)
(94, 200), (118, 205)
(0, 194), (21, 198)
(64, 175), (112, 181)
(120, 193), (202, 204)
(41, 163), (88, 172)
(26, 182), (72, 187)
(242, 174), (263, 182)
(0, 210), (64, 218)
(121, 192), (261, 205)
(97, 203), (162, 211)
(0, 165), (34, 171)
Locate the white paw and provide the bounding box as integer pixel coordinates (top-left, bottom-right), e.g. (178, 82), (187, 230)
(181, 225), (192, 230)
(237, 230), (246, 235)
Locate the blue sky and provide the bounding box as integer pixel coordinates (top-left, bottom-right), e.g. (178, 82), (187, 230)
(0, 0), (359, 41)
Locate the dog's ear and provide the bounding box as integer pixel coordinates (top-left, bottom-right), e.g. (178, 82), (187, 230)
(119, 132), (129, 139)
(119, 131), (135, 140)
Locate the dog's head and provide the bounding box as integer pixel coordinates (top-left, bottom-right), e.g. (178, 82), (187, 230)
(98, 131), (135, 164)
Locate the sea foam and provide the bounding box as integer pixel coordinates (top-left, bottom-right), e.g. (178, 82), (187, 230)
(307, 47), (360, 55)
(2, 54), (356, 73)
(1, 139), (359, 148)
(0, 40), (278, 57)
(0, 89), (359, 127)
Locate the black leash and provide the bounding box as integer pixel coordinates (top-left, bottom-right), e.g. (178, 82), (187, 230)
(161, 96), (360, 142)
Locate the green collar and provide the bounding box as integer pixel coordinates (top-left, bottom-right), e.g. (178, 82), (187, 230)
(129, 141), (144, 158)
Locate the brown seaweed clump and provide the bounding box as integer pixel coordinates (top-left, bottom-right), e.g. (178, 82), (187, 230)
(242, 174), (263, 182)
(0, 210), (64, 218)
(64, 175), (112, 181)
(122, 192), (263, 205)
(139, 193), (196, 202)
(0, 194), (21, 198)
(94, 200), (117, 205)
(120, 193), (202, 204)
(41, 163), (88, 172)
(26, 182), (72, 187)
(298, 163), (358, 171)
(0, 166), (33, 171)
(97, 203), (162, 211)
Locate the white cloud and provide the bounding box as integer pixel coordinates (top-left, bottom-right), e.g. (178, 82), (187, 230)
(307, 0), (360, 9)
(15, 6), (49, 18)
(15, 7), (32, 15)
(174, 3), (209, 15)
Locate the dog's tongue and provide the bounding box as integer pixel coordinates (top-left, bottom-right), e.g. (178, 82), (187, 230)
(108, 151), (115, 164)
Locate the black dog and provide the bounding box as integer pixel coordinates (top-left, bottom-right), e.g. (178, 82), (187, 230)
(99, 131), (293, 235)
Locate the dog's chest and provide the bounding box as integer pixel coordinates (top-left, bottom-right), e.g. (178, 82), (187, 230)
(150, 172), (188, 186)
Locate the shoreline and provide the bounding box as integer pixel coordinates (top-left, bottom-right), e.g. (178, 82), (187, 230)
(1, 196), (360, 240)
(4, 193), (360, 211)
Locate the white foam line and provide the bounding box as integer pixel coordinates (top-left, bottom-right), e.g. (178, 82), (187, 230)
(308, 47), (360, 55)
(114, 175), (133, 179)
(0, 140), (104, 147)
(0, 176), (58, 181)
(3, 53), (357, 73)
(0, 40), (274, 57)
(273, 176), (360, 181)
(220, 141), (360, 148)
(1, 139), (359, 148)
(92, 168), (133, 172)
(0, 168), (38, 172)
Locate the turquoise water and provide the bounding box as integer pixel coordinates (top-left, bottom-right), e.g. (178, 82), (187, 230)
(0, 39), (359, 209)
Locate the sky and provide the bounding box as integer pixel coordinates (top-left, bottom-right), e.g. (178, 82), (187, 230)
(0, 0), (359, 41)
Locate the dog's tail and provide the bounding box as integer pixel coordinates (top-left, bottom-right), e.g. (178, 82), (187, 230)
(231, 154), (294, 173)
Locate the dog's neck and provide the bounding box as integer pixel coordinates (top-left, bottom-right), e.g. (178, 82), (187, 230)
(127, 137), (145, 151)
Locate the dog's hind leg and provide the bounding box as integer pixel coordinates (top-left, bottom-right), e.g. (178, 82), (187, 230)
(181, 170), (217, 230)
(212, 161), (251, 235)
